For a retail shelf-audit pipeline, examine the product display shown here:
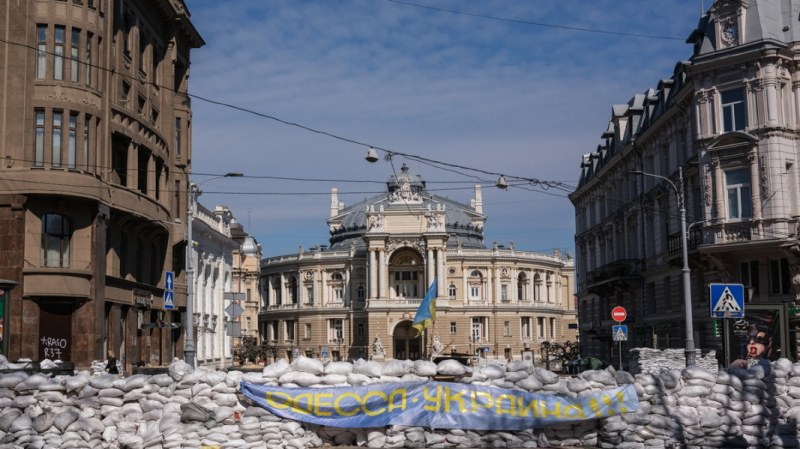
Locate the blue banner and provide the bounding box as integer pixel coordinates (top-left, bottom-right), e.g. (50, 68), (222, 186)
(240, 381), (638, 430)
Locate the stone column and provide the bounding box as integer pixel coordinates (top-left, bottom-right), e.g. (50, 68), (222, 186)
(436, 247), (445, 297)
(427, 246), (434, 287)
(749, 151), (763, 220)
(378, 249), (386, 299)
(369, 250), (377, 300)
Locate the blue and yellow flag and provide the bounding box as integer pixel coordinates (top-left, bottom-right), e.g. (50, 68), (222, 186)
(412, 279), (437, 335)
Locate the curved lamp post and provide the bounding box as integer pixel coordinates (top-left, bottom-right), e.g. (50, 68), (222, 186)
(630, 167), (695, 366)
(185, 172), (243, 367)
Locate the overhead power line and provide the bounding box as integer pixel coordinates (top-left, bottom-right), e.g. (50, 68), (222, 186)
(387, 0), (686, 41)
(0, 34), (574, 194)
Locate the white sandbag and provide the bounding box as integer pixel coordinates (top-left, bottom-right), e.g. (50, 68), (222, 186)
(290, 356), (325, 375)
(168, 358), (193, 381)
(79, 416), (104, 435)
(53, 408), (79, 432)
(225, 370), (244, 386)
(9, 413), (33, 433)
(14, 373), (52, 392)
(213, 406), (234, 422)
(178, 370), (202, 388)
(121, 374), (150, 391)
(400, 373), (427, 382)
(515, 375), (543, 391)
(411, 360), (437, 377)
(151, 373), (174, 387)
(346, 372), (371, 386)
(77, 385), (99, 399)
(24, 403), (42, 419)
(480, 364), (505, 380)
(534, 368), (560, 385)
(142, 410), (164, 421)
(139, 398), (163, 413)
(64, 375), (89, 393)
(213, 393), (239, 407)
(191, 382), (211, 397)
(98, 387), (124, 398)
(504, 370), (529, 382)
(0, 371), (28, 388)
(203, 370), (226, 386)
(261, 359), (289, 379)
(381, 359), (411, 377)
(12, 395), (38, 408)
(293, 372), (323, 387)
(320, 373), (348, 385)
(97, 397), (124, 407)
(325, 361), (353, 375)
(436, 359), (467, 376)
(506, 359), (533, 373)
(122, 389), (145, 402)
(353, 361), (383, 377)
(87, 375), (116, 390)
(0, 409), (22, 432)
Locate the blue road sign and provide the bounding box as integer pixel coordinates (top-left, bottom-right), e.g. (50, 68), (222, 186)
(612, 325), (628, 342)
(165, 271), (174, 291)
(163, 291), (175, 310)
(709, 283), (744, 319)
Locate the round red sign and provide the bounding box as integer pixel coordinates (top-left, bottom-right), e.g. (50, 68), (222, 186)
(611, 306), (627, 322)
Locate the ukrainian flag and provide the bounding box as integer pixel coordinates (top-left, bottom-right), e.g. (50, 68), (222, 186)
(412, 278), (437, 336)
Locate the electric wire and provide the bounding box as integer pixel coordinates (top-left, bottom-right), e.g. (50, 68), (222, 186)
(0, 35), (573, 194)
(387, 0), (686, 41)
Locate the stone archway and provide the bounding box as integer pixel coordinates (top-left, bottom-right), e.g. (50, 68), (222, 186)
(392, 320), (421, 360)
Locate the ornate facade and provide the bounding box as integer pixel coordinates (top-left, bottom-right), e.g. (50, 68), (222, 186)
(571, 0), (800, 368)
(190, 204), (238, 369)
(0, 0), (203, 371)
(260, 165), (576, 365)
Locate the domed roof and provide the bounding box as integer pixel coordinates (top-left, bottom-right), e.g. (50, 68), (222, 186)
(328, 165), (486, 250)
(240, 235), (260, 256)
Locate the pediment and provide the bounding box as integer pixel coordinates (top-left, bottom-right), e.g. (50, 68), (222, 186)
(706, 131), (758, 151)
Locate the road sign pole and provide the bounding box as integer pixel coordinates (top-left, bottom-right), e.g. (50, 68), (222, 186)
(619, 341), (622, 371)
(723, 318), (730, 368)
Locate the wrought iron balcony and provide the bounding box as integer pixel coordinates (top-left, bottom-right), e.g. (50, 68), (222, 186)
(585, 259), (641, 293)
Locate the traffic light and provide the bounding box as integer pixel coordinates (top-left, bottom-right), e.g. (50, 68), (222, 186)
(713, 320), (721, 338)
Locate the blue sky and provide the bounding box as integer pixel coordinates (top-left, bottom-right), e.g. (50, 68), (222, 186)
(184, 0), (704, 257)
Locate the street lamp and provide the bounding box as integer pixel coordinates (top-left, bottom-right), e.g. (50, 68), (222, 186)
(630, 167), (695, 366)
(185, 172), (243, 367)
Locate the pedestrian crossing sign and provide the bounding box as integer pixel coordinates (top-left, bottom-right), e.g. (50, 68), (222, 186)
(163, 290), (175, 310)
(709, 283), (744, 319)
(612, 325), (628, 342)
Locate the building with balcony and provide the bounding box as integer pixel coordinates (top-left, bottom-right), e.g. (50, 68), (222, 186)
(570, 0), (800, 368)
(260, 165), (576, 365)
(0, 0), (203, 371)
(190, 203), (240, 369)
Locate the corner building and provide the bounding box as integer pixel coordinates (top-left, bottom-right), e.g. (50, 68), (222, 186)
(571, 0), (800, 367)
(0, 0), (203, 370)
(260, 165), (576, 365)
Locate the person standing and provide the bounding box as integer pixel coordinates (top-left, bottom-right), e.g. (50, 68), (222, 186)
(106, 350), (119, 375)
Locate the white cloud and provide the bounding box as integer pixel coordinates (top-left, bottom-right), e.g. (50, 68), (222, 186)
(185, 0), (701, 255)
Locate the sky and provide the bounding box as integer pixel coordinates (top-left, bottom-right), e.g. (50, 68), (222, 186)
(184, 0), (706, 258)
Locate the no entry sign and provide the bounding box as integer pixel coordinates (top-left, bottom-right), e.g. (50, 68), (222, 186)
(611, 306), (627, 323)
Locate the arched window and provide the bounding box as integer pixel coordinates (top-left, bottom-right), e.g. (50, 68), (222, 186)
(42, 213), (70, 267)
(329, 271), (345, 302)
(389, 250), (423, 298)
(469, 270), (482, 300)
(533, 272), (543, 302)
(546, 273), (553, 303)
(517, 272), (528, 301)
(448, 283), (457, 298)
